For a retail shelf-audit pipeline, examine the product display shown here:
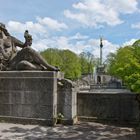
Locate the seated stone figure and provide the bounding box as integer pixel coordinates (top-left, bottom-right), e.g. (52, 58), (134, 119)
(0, 23), (59, 71)
(24, 30), (32, 47)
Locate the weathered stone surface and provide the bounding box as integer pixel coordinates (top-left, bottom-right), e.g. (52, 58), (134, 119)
(0, 71), (77, 125)
(77, 92), (139, 124)
(57, 79), (78, 124)
(0, 71), (59, 125)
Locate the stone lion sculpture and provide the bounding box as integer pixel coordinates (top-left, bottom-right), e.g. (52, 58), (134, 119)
(0, 23), (59, 71)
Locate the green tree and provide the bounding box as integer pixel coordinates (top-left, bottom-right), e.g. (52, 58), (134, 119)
(41, 48), (81, 80)
(107, 40), (140, 93)
(79, 51), (95, 75)
(41, 48), (62, 67)
(60, 50), (81, 80)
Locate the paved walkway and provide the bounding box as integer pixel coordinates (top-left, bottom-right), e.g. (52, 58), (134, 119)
(0, 122), (139, 140)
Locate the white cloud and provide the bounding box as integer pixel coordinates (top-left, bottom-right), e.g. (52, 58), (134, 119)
(64, 0), (139, 27)
(32, 40), (49, 51)
(7, 21), (46, 34)
(131, 22), (140, 29)
(122, 38), (137, 46)
(56, 36), (71, 50)
(31, 33), (90, 54)
(37, 17), (68, 31)
(106, 0), (139, 14)
(6, 17), (68, 48)
(7, 16), (68, 36)
(64, 10), (94, 27)
(69, 32), (89, 40)
(49, 36), (85, 54)
(7, 21), (25, 33)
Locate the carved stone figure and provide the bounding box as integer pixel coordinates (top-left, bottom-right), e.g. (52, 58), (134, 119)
(24, 30), (32, 47)
(0, 23), (59, 71)
(9, 47), (59, 71)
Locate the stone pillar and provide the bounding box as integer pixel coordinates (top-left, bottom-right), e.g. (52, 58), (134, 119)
(57, 79), (78, 124)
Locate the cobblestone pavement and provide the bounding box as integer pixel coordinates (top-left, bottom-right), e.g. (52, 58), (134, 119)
(0, 122), (139, 140)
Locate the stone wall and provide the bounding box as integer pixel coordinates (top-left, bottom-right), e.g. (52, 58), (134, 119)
(0, 71), (59, 125)
(77, 92), (140, 123)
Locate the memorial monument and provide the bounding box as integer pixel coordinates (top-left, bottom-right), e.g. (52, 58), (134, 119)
(90, 38), (131, 93)
(0, 23), (77, 125)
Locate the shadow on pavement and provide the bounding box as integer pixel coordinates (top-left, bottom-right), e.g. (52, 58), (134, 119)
(0, 122), (140, 140)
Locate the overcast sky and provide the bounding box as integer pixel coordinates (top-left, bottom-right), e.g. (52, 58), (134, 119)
(0, 0), (140, 59)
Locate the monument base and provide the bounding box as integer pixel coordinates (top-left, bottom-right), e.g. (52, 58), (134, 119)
(0, 71), (60, 126)
(0, 71), (77, 126)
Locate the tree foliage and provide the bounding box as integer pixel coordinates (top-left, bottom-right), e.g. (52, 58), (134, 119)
(41, 48), (95, 80)
(60, 49), (81, 80)
(41, 48), (62, 67)
(107, 39), (140, 93)
(79, 51), (95, 75)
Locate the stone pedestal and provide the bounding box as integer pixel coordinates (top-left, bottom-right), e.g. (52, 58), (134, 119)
(0, 71), (77, 125)
(0, 71), (62, 125)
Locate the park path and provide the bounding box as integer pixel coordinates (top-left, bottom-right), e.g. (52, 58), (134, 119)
(0, 121), (139, 140)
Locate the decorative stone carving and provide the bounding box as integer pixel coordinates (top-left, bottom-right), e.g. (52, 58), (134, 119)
(0, 23), (59, 71)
